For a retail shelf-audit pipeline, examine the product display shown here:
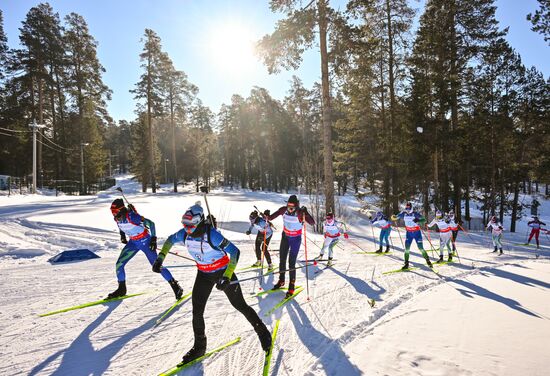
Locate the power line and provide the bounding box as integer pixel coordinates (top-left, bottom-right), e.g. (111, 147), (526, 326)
(0, 126), (32, 133)
(36, 138), (70, 154)
(39, 130), (70, 151)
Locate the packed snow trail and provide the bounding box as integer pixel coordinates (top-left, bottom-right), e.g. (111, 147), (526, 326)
(1, 179), (549, 375)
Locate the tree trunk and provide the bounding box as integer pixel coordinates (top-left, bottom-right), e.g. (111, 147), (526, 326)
(170, 90), (178, 192)
(510, 181), (519, 232)
(318, 0), (334, 213)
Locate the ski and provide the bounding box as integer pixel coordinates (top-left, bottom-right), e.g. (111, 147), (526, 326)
(264, 287), (304, 316)
(262, 319), (280, 376)
(39, 292), (147, 317)
(353, 251), (392, 256)
(434, 260), (454, 266)
(298, 259), (336, 262)
(255, 286), (301, 297)
(237, 265), (279, 273)
(382, 267), (418, 275)
(155, 292), (192, 326)
(158, 337), (241, 376)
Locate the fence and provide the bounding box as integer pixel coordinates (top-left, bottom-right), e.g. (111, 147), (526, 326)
(0, 175), (115, 196)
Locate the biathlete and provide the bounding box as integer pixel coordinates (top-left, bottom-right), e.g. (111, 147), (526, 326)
(391, 202), (433, 269)
(246, 210), (274, 270)
(108, 199), (183, 300)
(427, 210), (453, 263)
(486, 216), (504, 255)
(314, 212), (348, 266)
(152, 203), (272, 364)
(447, 210), (459, 253)
(266, 194), (315, 298)
(369, 211), (392, 253)
(526, 216), (546, 249)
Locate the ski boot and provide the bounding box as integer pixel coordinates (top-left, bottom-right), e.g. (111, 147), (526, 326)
(385, 245), (390, 253)
(267, 263), (274, 271)
(251, 260), (262, 267)
(492, 246), (498, 253)
(499, 248), (503, 255)
(314, 254), (324, 261)
(169, 278), (184, 300)
(327, 257), (334, 267)
(179, 335), (207, 365)
(375, 246), (383, 254)
(271, 279), (285, 290)
(107, 281), (127, 299)
(425, 258), (433, 268)
(285, 280), (296, 299)
(253, 321), (272, 353)
(447, 254), (453, 262)
(401, 261), (409, 270)
(437, 255), (444, 263)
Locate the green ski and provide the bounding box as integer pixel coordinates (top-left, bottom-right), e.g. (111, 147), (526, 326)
(39, 292), (147, 317)
(254, 286), (301, 297)
(382, 267), (418, 275)
(264, 287), (304, 316)
(353, 251), (393, 256)
(262, 319), (280, 376)
(155, 292), (192, 326)
(159, 337), (241, 376)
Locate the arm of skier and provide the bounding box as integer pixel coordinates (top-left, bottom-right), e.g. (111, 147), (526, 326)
(266, 206), (286, 221)
(427, 218), (437, 228)
(152, 229), (187, 272)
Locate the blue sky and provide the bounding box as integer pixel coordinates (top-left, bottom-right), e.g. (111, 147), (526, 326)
(2, 0), (548, 122)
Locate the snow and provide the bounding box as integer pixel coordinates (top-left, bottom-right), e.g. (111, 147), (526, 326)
(1, 176), (550, 375)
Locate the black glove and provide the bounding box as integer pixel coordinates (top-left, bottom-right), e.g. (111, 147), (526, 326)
(149, 236), (157, 251)
(216, 276), (231, 291)
(413, 218), (419, 223)
(245, 230), (251, 235)
(301, 206), (308, 214)
(498, 226), (503, 230)
(152, 255), (164, 273)
(368, 215), (372, 220)
(128, 204), (136, 212)
(263, 209), (270, 216)
(120, 233), (128, 244)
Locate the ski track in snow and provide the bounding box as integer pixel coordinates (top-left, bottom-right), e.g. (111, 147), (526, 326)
(1, 180), (550, 375)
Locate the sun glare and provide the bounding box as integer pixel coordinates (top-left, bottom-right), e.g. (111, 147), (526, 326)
(207, 22), (257, 75)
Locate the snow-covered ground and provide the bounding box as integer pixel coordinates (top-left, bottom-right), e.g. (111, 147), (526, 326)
(1, 176), (549, 375)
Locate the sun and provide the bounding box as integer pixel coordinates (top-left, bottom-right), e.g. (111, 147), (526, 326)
(207, 22), (257, 75)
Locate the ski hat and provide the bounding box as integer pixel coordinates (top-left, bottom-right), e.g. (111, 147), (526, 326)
(436, 210), (442, 218)
(326, 212), (334, 223)
(181, 203), (204, 227)
(405, 202), (413, 213)
(111, 198), (125, 216)
(534, 216), (539, 221)
(249, 211), (259, 221)
(287, 195), (299, 207)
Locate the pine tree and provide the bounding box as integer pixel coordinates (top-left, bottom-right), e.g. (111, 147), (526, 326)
(258, 0), (337, 212)
(527, 0), (550, 44)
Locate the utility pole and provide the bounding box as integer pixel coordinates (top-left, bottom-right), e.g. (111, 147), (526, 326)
(80, 142), (89, 195)
(29, 120), (46, 194)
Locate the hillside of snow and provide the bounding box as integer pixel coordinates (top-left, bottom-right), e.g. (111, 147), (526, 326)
(1, 176), (549, 376)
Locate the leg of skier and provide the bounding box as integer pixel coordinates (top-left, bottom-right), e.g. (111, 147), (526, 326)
(108, 243), (139, 298)
(223, 272), (271, 352)
(252, 234), (263, 267)
(414, 231), (432, 267)
(286, 235), (302, 297)
(383, 228), (391, 252)
(438, 236), (445, 263)
(317, 237), (330, 259)
(273, 233), (290, 289)
(327, 238), (338, 265)
(402, 232), (413, 269)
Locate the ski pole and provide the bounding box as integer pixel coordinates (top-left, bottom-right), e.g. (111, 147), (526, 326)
(303, 221), (311, 301)
(346, 237), (368, 252)
(449, 235), (461, 264)
(168, 250), (195, 262)
(115, 187), (130, 205)
(458, 223), (478, 245)
(254, 205), (277, 230)
(421, 226), (437, 258)
(199, 185), (216, 228)
(370, 223), (378, 251)
(230, 262), (316, 285)
(393, 221), (405, 249)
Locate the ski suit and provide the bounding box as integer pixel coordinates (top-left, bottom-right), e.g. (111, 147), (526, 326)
(248, 216), (273, 264)
(392, 211), (428, 263)
(320, 219), (346, 259)
(371, 216), (392, 248)
(114, 211), (173, 282)
(159, 225), (265, 339)
(448, 215), (459, 251)
(267, 207), (315, 283)
(486, 222), (504, 251)
(527, 219), (546, 247)
(427, 217), (452, 257)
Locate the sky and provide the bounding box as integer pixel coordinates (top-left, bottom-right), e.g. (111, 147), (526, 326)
(2, 0), (549, 123)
